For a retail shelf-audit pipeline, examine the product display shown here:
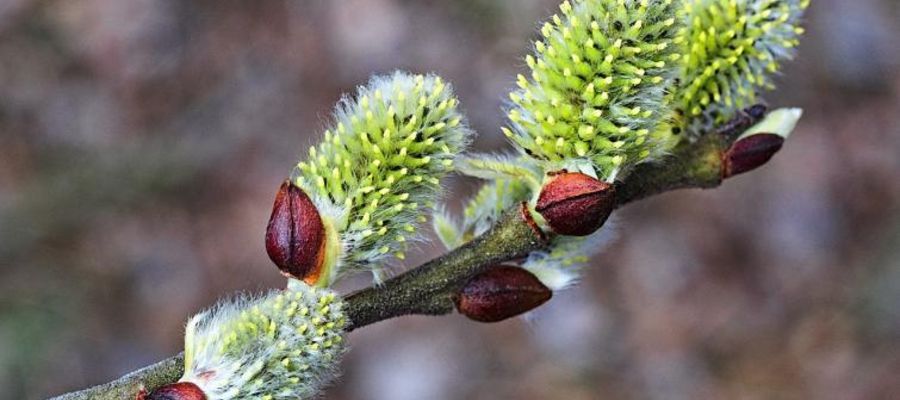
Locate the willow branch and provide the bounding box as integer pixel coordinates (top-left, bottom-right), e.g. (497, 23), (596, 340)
(49, 355), (185, 400)
(344, 131), (732, 328)
(343, 202), (548, 329)
(49, 128), (742, 400)
(614, 132), (726, 204)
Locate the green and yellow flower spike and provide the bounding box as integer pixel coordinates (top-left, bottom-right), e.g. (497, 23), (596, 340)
(504, 0), (681, 181)
(174, 281), (346, 400)
(675, 0), (809, 136)
(281, 71), (471, 286)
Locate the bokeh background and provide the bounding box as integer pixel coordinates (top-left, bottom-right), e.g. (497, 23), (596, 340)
(1, 0), (899, 399)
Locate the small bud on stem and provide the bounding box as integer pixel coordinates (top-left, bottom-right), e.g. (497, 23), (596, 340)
(456, 266), (552, 323)
(265, 180), (327, 284)
(141, 382), (206, 400)
(535, 171), (615, 236)
(722, 133), (785, 178)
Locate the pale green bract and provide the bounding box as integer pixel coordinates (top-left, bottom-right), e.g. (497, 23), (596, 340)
(180, 281), (346, 400)
(675, 0), (809, 136)
(521, 234), (611, 291)
(740, 107), (803, 139)
(293, 71), (472, 285)
(433, 177), (532, 250)
(504, 0), (681, 182)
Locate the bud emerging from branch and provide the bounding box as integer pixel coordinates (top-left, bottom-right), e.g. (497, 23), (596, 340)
(265, 180), (327, 284)
(456, 266), (552, 323)
(535, 171), (615, 236)
(722, 133), (784, 178)
(721, 107), (802, 178)
(143, 382), (206, 400)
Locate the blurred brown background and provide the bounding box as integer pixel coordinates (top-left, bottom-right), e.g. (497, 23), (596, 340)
(1, 0), (899, 399)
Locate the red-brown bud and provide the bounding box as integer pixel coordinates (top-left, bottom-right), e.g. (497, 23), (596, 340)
(265, 180), (327, 284)
(722, 133), (785, 178)
(456, 266), (552, 323)
(535, 171), (615, 236)
(141, 382), (207, 400)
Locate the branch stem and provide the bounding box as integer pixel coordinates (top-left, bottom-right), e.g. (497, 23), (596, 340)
(49, 354), (184, 400)
(344, 204), (547, 329)
(49, 128), (737, 400)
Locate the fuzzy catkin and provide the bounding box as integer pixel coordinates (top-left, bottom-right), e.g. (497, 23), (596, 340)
(675, 0), (809, 136)
(293, 71), (472, 285)
(180, 283), (346, 400)
(504, 0), (681, 181)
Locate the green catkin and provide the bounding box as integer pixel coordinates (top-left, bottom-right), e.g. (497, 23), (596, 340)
(180, 282), (346, 400)
(293, 71), (472, 285)
(504, 0), (681, 181)
(675, 0), (809, 136)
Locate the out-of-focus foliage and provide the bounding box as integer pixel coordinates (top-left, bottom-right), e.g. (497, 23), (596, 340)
(1, 0), (899, 399)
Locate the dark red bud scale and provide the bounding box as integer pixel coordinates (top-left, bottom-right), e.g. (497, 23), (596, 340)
(722, 133), (785, 178)
(139, 382), (207, 400)
(456, 266), (552, 323)
(265, 180), (327, 284)
(715, 104), (768, 139)
(535, 171), (615, 236)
